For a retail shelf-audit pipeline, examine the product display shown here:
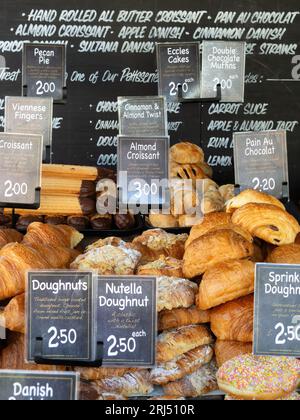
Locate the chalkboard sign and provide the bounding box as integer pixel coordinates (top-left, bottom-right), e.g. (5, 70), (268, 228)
(0, 371), (78, 401)
(234, 130), (289, 199)
(254, 263), (300, 357)
(0, 132), (42, 208)
(157, 42), (201, 102)
(118, 96), (167, 137)
(1, 1), (300, 199)
(26, 270), (95, 363)
(96, 276), (156, 367)
(117, 135), (169, 207)
(22, 43), (66, 102)
(201, 41), (246, 102)
(5, 96), (53, 160)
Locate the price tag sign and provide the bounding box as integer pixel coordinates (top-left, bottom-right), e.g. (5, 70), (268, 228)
(117, 136), (169, 206)
(201, 41), (246, 102)
(26, 271), (95, 362)
(22, 43), (66, 102)
(5, 96), (53, 161)
(96, 276), (157, 367)
(234, 130), (289, 199)
(156, 42), (201, 102)
(254, 264), (300, 357)
(0, 371), (78, 401)
(0, 133), (42, 208)
(118, 96), (167, 137)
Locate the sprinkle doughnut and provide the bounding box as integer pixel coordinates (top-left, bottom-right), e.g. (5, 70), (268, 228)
(225, 392), (300, 401)
(217, 355), (300, 400)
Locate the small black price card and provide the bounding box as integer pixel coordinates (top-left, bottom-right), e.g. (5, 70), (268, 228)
(5, 96), (53, 161)
(26, 271), (95, 363)
(0, 133), (42, 208)
(0, 371), (78, 400)
(96, 276), (157, 367)
(254, 264), (300, 357)
(156, 42), (201, 102)
(201, 41), (246, 102)
(118, 96), (167, 137)
(22, 43), (66, 102)
(117, 135), (169, 207)
(234, 130), (289, 199)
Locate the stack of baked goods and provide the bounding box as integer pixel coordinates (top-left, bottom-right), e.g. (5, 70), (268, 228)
(149, 141), (234, 228)
(217, 354), (300, 400)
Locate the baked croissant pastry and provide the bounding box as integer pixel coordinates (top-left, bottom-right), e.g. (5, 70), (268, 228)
(0, 229), (23, 250)
(92, 371), (153, 397)
(183, 229), (254, 278)
(266, 244), (300, 264)
(170, 162), (206, 181)
(210, 295), (254, 343)
(0, 294), (25, 333)
(132, 229), (188, 264)
(232, 203), (300, 245)
(198, 259), (255, 310)
(137, 256), (183, 278)
(185, 212), (231, 249)
(170, 142), (204, 165)
(75, 367), (138, 381)
(158, 306), (210, 331)
(150, 345), (213, 385)
(163, 361), (218, 397)
(226, 189), (285, 213)
(28, 244), (79, 269)
(157, 276), (198, 312)
(219, 184), (235, 202)
(23, 222), (83, 249)
(215, 340), (253, 367)
(201, 190), (225, 214)
(156, 325), (213, 363)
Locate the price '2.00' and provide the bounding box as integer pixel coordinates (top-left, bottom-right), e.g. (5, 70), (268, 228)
(48, 327), (77, 348)
(169, 81), (189, 97)
(4, 180), (28, 198)
(36, 81), (56, 96)
(107, 335), (136, 356)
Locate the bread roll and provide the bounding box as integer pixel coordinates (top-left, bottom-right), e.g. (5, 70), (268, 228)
(210, 295), (254, 343)
(198, 259), (255, 310)
(156, 325), (212, 363)
(158, 306), (210, 331)
(183, 229), (254, 278)
(226, 189), (285, 213)
(215, 340), (253, 367)
(232, 203), (300, 245)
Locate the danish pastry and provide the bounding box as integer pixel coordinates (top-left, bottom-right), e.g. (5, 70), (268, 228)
(137, 256), (183, 278)
(226, 189), (285, 213)
(157, 276), (198, 312)
(210, 295), (254, 343)
(156, 325), (212, 363)
(170, 142), (204, 165)
(183, 229), (254, 278)
(232, 203), (300, 245)
(158, 306), (210, 331)
(198, 259), (255, 310)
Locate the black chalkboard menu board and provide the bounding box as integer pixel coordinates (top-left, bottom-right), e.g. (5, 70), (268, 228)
(0, 0), (300, 197)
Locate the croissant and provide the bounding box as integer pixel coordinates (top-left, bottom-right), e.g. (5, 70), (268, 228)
(266, 244), (300, 264)
(137, 256), (183, 278)
(226, 189), (285, 213)
(0, 294), (25, 333)
(156, 325), (213, 363)
(210, 295), (254, 343)
(93, 371), (153, 397)
(158, 306), (210, 331)
(157, 276), (198, 312)
(28, 243), (79, 269)
(198, 259), (255, 310)
(23, 222), (83, 249)
(201, 190), (225, 214)
(215, 340), (253, 367)
(183, 229), (254, 278)
(232, 203), (300, 245)
(75, 367), (138, 381)
(0, 229), (23, 249)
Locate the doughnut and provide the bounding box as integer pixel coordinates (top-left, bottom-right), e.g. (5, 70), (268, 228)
(225, 392), (300, 401)
(217, 354), (300, 400)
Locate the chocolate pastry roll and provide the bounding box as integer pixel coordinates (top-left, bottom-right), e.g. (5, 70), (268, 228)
(16, 215), (44, 230)
(67, 215), (90, 230)
(0, 214), (12, 228)
(90, 214), (113, 230)
(80, 181), (96, 199)
(45, 216), (67, 225)
(114, 213), (136, 230)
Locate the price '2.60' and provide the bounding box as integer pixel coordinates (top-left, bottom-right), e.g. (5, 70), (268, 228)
(48, 327), (77, 348)
(36, 81), (56, 96)
(4, 180), (28, 198)
(107, 335), (136, 357)
(275, 323), (300, 345)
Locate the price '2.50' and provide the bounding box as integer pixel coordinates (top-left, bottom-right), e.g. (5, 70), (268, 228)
(48, 327), (77, 348)
(107, 335), (136, 357)
(4, 180), (28, 198)
(275, 323), (300, 345)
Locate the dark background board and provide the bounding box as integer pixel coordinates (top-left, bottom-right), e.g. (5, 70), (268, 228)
(0, 1), (300, 197)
